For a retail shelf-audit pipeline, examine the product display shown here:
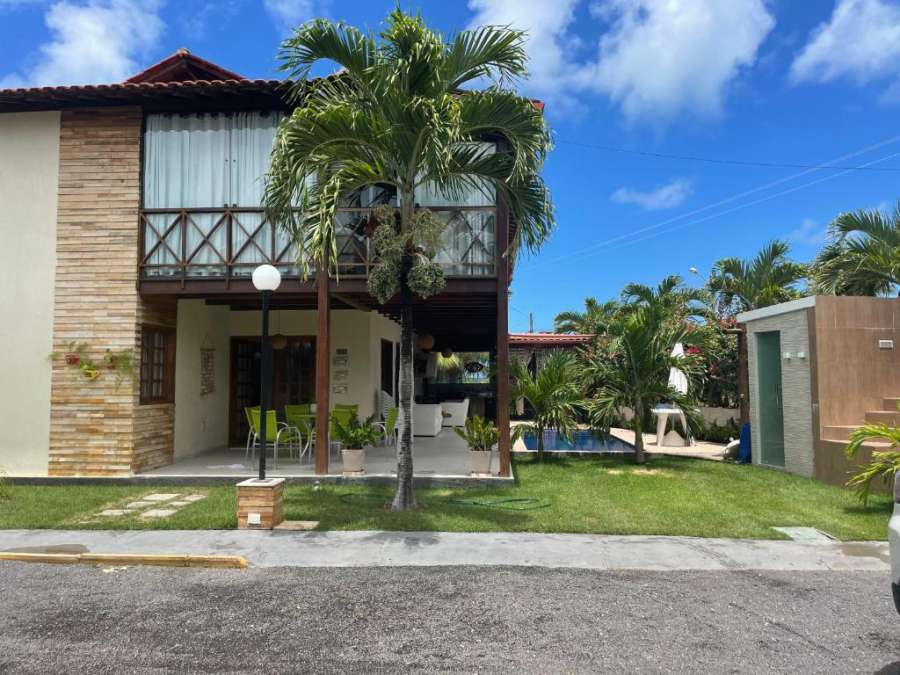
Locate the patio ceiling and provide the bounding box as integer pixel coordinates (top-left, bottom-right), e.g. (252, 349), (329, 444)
(203, 282), (499, 352)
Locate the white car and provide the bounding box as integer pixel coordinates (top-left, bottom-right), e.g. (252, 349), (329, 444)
(892, 473), (900, 615)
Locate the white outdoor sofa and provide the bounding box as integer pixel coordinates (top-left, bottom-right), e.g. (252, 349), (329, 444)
(412, 403), (443, 437)
(440, 398), (470, 427)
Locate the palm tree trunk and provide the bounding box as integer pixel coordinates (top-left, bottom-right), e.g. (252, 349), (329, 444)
(633, 399), (646, 464)
(536, 424), (544, 463)
(391, 268), (417, 511)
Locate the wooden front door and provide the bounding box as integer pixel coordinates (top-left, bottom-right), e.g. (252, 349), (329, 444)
(229, 336), (316, 446)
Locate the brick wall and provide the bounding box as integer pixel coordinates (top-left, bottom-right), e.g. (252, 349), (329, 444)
(48, 107), (176, 476)
(745, 309), (814, 477)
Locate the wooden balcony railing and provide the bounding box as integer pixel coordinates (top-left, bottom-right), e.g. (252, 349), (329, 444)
(139, 206), (497, 282)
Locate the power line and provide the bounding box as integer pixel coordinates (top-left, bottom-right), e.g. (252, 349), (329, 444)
(527, 147), (900, 270)
(554, 138), (900, 172)
(520, 133), (900, 273)
(599, 150), (900, 256)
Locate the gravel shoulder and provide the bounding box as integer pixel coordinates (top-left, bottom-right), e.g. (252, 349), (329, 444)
(0, 563), (898, 673)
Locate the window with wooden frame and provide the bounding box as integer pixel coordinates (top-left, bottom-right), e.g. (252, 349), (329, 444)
(140, 325), (175, 404)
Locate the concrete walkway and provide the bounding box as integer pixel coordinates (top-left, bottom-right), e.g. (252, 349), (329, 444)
(0, 530), (889, 571)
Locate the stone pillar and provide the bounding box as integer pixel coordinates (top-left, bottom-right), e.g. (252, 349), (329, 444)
(236, 478), (284, 529)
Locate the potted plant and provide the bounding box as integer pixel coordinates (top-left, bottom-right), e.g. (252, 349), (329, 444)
(332, 413), (381, 474)
(454, 416), (499, 475)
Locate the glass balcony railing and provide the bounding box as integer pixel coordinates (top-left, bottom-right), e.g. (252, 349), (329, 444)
(139, 206), (497, 281)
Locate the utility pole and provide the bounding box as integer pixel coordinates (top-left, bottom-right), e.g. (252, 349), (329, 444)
(529, 312), (534, 333)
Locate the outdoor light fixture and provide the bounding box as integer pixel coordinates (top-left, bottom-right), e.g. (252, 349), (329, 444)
(270, 309), (287, 351)
(441, 347), (454, 358)
(252, 264), (281, 480)
(252, 264), (281, 292)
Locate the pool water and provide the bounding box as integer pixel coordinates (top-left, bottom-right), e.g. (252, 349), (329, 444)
(520, 429), (634, 454)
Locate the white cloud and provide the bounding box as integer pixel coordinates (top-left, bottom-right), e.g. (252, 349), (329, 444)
(264, 0), (328, 33)
(466, 0), (581, 108)
(0, 0), (164, 88)
(466, 0), (774, 122)
(610, 179), (692, 210)
(787, 218), (827, 247)
(790, 0), (900, 92)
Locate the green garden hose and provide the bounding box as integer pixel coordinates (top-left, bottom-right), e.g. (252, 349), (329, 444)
(337, 492), (549, 511)
(444, 497), (550, 511)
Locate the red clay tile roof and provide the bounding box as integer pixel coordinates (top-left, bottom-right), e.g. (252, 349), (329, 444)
(0, 78), (291, 112)
(125, 48), (245, 83)
(508, 332), (593, 346)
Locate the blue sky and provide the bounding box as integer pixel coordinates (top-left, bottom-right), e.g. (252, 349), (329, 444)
(2, 0), (899, 331)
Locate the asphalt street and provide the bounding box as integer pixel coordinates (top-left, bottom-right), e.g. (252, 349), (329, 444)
(0, 563), (897, 674)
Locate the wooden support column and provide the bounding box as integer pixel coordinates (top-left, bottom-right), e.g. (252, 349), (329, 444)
(315, 263), (330, 474)
(496, 197), (511, 478)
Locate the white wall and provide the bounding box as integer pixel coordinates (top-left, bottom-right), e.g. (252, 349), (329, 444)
(228, 309), (400, 420)
(173, 300), (230, 458)
(0, 112), (60, 475)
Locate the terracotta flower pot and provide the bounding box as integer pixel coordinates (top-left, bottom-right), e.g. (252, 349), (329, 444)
(469, 449), (492, 475)
(341, 448), (365, 474)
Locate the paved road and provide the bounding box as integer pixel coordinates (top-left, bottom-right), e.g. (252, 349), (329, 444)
(0, 563), (897, 673)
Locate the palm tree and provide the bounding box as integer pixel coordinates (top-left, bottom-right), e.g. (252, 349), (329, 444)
(264, 10), (553, 510)
(583, 305), (700, 464)
(554, 297), (619, 335)
(707, 241), (806, 425)
(510, 353), (582, 462)
(707, 240), (806, 315)
(621, 274), (708, 321)
(845, 422), (900, 504)
(810, 204), (900, 296)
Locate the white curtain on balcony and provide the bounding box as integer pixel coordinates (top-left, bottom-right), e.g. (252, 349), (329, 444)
(414, 142), (496, 275)
(142, 112), (282, 276)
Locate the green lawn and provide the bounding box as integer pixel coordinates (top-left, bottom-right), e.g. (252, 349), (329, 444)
(0, 456), (892, 540)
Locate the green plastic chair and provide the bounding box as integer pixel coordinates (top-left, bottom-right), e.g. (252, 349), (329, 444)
(245, 406), (298, 468)
(285, 404), (315, 463)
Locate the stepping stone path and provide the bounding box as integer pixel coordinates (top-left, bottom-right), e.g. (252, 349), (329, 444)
(141, 508), (178, 519)
(93, 493), (206, 521)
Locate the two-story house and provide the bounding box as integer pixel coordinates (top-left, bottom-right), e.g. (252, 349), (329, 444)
(0, 49), (513, 479)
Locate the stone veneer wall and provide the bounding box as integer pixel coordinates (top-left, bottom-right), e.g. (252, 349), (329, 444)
(48, 107), (176, 476)
(745, 308), (814, 477)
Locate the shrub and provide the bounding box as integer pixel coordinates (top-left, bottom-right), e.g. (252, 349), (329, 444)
(332, 413), (382, 449)
(454, 416), (499, 452)
(694, 418), (740, 444)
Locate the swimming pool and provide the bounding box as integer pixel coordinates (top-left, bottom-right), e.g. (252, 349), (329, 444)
(519, 429), (634, 454)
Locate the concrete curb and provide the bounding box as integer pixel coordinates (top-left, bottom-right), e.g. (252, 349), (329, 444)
(0, 551), (248, 569)
(0, 530), (890, 571)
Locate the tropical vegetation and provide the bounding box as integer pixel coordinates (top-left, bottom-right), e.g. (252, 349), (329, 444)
(553, 297), (620, 336)
(453, 415), (500, 452)
(264, 9), (554, 510)
(845, 419), (900, 504)
(582, 304), (701, 463)
(811, 203), (900, 296)
(707, 239), (807, 316)
(510, 353), (582, 462)
(331, 413), (382, 449)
